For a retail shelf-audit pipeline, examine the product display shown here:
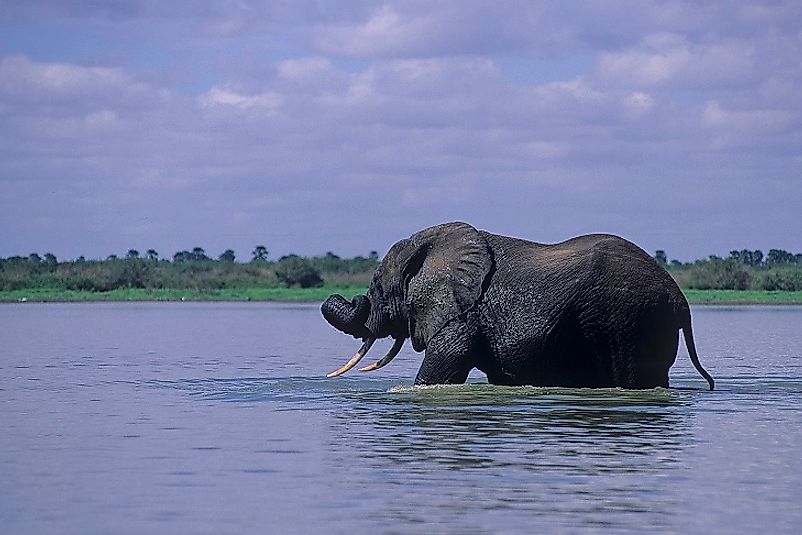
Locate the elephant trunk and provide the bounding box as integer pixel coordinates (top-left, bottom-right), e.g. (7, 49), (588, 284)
(323, 293), (406, 379)
(321, 294), (372, 339)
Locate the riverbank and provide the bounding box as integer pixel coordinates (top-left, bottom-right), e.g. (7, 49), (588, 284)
(0, 286), (369, 303)
(2, 287), (802, 305)
(681, 289), (802, 305)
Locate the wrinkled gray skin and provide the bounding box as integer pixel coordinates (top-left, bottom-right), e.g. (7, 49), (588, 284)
(322, 222), (714, 390)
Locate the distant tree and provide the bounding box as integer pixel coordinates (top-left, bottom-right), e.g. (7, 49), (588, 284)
(252, 245), (268, 262)
(654, 250), (667, 266)
(2, 255), (26, 264)
(190, 247), (208, 261)
(146, 249), (158, 261)
(43, 253), (57, 265)
(218, 249), (236, 262)
(107, 254), (118, 260)
(345, 254), (379, 273)
(274, 255), (323, 288)
(369, 250), (379, 261)
(127, 249), (140, 259)
(28, 253), (42, 264)
(767, 249), (794, 265)
(311, 252), (342, 273)
(173, 250), (191, 262)
(759, 269), (802, 291)
(729, 249), (763, 267)
(688, 257), (751, 290)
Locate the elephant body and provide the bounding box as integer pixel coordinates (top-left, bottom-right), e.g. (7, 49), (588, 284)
(322, 222), (714, 390)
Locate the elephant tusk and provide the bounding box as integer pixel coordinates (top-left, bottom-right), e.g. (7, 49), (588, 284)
(358, 338), (405, 372)
(326, 337), (376, 378)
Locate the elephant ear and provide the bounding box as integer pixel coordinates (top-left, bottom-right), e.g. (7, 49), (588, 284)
(399, 222), (492, 351)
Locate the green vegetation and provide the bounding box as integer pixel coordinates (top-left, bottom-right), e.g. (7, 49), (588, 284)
(0, 247), (377, 302)
(273, 255), (324, 288)
(681, 290), (802, 305)
(662, 248), (802, 291)
(0, 286), (369, 303)
(2, 245), (802, 304)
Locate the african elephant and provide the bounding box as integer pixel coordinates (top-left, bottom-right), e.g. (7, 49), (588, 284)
(321, 222), (714, 390)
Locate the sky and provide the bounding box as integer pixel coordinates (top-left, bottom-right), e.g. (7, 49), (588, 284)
(1, 1), (801, 262)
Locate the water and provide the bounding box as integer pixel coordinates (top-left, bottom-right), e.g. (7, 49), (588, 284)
(1, 303), (801, 534)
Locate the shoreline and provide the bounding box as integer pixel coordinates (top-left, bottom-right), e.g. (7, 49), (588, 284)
(0, 286), (368, 304)
(2, 287), (802, 305)
(681, 289), (802, 305)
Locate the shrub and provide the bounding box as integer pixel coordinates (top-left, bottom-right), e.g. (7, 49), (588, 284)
(274, 255), (323, 288)
(686, 257), (751, 290)
(757, 269), (802, 291)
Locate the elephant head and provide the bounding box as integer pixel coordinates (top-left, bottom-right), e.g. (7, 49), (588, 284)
(321, 222), (492, 377)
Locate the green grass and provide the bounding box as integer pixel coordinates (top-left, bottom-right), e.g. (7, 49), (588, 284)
(2, 287), (801, 305)
(681, 289), (802, 305)
(0, 286), (369, 303)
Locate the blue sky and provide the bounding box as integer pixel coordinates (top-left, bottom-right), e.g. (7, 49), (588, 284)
(1, 1), (801, 262)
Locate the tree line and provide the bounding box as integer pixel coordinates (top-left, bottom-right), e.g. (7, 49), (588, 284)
(657, 248), (802, 291)
(2, 246), (802, 293)
(0, 247), (380, 292)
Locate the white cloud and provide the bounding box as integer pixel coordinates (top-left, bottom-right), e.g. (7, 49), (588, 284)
(702, 100), (793, 135)
(701, 100), (728, 127)
(84, 109), (119, 127)
(2, 2), (802, 260)
(0, 55), (163, 108)
(277, 57), (335, 80)
(598, 35), (690, 86)
(525, 141), (570, 160)
(198, 86), (282, 111)
(626, 91), (654, 111)
(596, 34), (756, 88)
(315, 4), (453, 58)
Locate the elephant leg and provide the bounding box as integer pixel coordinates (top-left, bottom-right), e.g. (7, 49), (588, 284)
(414, 355), (472, 385)
(614, 322), (677, 389)
(632, 326), (677, 388)
(413, 321), (477, 386)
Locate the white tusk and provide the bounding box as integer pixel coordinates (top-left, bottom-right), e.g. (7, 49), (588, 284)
(358, 338), (405, 372)
(326, 338), (376, 378)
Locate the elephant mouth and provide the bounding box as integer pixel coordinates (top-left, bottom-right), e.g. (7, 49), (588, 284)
(322, 292), (407, 377)
(326, 337), (405, 378)
(321, 294), (373, 339)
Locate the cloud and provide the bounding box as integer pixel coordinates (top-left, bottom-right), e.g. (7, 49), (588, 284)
(1, 1), (802, 261)
(596, 34), (757, 88)
(198, 86), (282, 110)
(702, 100), (795, 144)
(316, 4), (424, 57)
(312, 3), (609, 59)
(0, 55), (164, 109)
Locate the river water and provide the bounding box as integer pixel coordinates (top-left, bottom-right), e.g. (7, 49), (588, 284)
(1, 303), (801, 534)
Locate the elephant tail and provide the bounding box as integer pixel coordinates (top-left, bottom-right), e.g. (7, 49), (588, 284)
(681, 317), (715, 391)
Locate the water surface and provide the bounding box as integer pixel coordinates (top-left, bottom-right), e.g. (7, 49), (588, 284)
(1, 303), (801, 533)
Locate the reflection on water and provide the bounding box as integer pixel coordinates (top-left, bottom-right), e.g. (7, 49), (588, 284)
(330, 385), (692, 532)
(339, 385), (688, 469)
(1, 303), (802, 533)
